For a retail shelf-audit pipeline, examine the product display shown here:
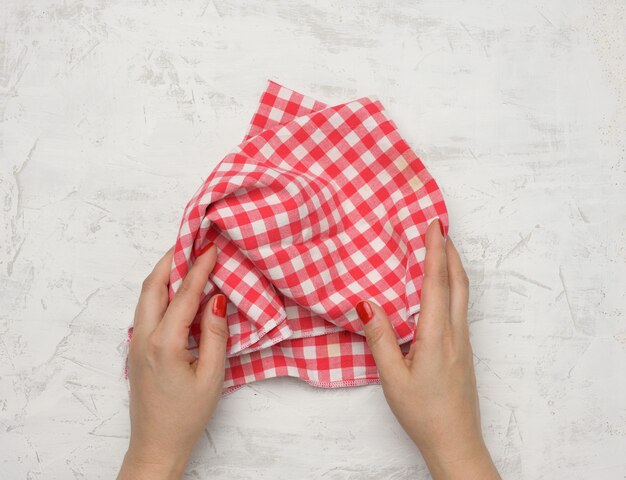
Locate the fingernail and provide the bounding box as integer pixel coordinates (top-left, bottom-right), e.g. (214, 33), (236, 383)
(212, 294), (227, 317)
(198, 242), (213, 257)
(355, 301), (374, 324)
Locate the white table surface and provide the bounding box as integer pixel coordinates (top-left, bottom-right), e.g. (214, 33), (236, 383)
(1, 1), (625, 478)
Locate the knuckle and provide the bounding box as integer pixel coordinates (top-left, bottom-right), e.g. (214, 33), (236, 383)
(451, 349), (470, 369)
(205, 320), (229, 343)
(146, 332), (166, 358)
(176, 281), (195, 298)
(436, 269), (450, 285)
(141, 276), (156, 293)
(426, 267), (449, 288)
(441, 326), (455, 346)
(448, 336), (472, 365)
(366, 323), (387, 348)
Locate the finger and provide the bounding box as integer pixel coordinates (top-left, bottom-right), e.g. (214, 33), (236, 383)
(356, 300), (408, 384)
(445, 237), (470, 335)
(414, 219), (450, 342)
(133, 246), (175, 337)
(158, 243), (217, 349)
(197, 294), (228, 383)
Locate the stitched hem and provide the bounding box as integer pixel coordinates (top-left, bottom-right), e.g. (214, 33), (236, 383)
(221, 376), (381, 396)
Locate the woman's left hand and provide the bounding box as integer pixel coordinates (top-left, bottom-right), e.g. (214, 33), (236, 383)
(118, 244), (228, 480)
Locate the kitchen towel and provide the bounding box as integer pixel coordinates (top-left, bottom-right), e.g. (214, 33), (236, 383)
(169, 81), (447, 393)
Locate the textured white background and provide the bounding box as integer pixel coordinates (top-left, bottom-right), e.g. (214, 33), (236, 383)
(1, 1), (625, 478)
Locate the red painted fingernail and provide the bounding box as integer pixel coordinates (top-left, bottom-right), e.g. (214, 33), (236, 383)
(355, 301), (374, 324)
(212, 294), (227, 317)
(198, 242), (213, 257)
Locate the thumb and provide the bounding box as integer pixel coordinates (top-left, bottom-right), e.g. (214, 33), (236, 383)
(197, 294), (229, 383)
(356, 300), (407, 383)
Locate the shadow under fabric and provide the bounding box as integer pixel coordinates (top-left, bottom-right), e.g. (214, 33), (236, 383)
(170, 81), (448, 394)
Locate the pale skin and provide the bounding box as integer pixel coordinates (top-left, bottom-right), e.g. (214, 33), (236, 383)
(118, 220), (500, 479)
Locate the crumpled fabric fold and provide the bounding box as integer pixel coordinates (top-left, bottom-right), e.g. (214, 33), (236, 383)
(169, 81), (448, 393)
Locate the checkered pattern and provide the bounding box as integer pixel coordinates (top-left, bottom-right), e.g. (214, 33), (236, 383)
(170, 81), (448, 393)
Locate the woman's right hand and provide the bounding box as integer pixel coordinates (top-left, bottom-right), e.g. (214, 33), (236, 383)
(355, 220), (500, 480)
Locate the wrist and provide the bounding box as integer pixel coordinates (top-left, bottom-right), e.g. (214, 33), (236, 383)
(118, 444), (190, 480)
(419, 439), (500, 480)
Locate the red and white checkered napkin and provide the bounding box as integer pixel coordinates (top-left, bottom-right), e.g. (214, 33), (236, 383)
(173, 81), (448, 393)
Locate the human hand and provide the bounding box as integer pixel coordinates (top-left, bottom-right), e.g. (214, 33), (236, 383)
(118, 244), (228, 480)
(355, 220), (500, 480)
